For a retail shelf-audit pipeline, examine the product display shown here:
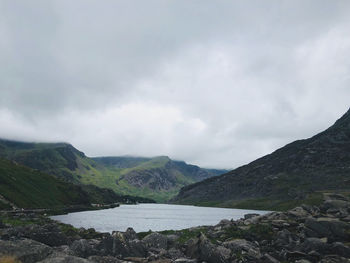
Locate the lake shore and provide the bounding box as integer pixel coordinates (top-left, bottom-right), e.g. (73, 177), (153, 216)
(1, 194), (349, 263)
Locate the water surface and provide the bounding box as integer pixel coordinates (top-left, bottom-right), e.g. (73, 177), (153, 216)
(51, 203), (267, 233)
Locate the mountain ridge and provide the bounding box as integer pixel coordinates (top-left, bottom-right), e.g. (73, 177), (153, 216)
(0, 138), (226, 202)
(172, 108), (350, 210)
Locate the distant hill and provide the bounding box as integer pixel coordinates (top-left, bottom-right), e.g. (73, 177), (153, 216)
(0, 157), (153, 210)
(0, 139), (226, 202)
(92, 156), (226, 201)
(172, 108), (350, 210)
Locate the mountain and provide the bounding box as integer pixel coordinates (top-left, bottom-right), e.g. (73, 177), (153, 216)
(0, 140), (90, 182)
(0, 157), (91, 209)
(0, 157), (155, 210)
(172, 108), (350, 210)
(92, 156), (226, 201)
(0, 139), (226, 202)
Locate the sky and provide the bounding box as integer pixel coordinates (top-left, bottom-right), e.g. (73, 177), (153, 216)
(0, 0), (350, 169)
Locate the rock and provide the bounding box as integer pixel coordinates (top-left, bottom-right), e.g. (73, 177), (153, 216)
(304, 218), (350, 241)
(166, 248), (185, 259)
(123, 257), (148, 263)
(262, 253), (280, 263)
(124, 228), (137, 241)
(0, 238), (53, 263)
(244, 213), (260, 220)
(174, 258), (197, 263)
(285, 251), (320, 262)
(38, 255), (93, 263)
(166, 234), (179, 248)
(127, 239), (147, 257)
(25, 224), (70, 247)
(223, 239), (261, 260)
(329, 242), (350, 258)
(287, 206), (310, 218)
(88, 256), (123, 263)
(218, 219), (231, 225)
(94, 235), (114, 256)
(275, 229), (298, 250)
(186, 233), (231, 263)
(301, 204), (320, 217)
(320, 255), (350, 263)
(298, 237), (329, 254)
(321, 200), (350, 213)
(70, 239), (101, 258)
(324, 193), (349, 202)
(143, 233), (168, 250)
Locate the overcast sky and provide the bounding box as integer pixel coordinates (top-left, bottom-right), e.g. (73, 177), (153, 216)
(0, 1), (350, 169)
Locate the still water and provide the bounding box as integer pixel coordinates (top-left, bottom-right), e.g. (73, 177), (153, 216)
(51, 204), (268, 233)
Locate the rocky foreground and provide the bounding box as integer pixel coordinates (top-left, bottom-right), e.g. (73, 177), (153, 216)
(0, 194), (350, 263)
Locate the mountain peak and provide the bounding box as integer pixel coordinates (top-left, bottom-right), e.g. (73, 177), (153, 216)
(324, 107), (350, 135)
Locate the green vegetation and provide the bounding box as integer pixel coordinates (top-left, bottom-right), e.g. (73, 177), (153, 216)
(0, 158), (90, 209)
(0, 156), (155, 210)
(0, 201), (12, 210)
(221, 224), (275, 242)
(1, 212), (51, 226)
(137, 224), (275, 245)
(137, 227), (210, 244)
(0, 139), (225, 203)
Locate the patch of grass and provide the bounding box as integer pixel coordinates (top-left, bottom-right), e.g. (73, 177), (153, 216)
(221, 224), (275, 242)
(137, 230), (153, 240)
(57, 222), (101, 239)
(138, 227), (210, 245)
(1, 214), (50, 227)
(0, 256), (21, 263)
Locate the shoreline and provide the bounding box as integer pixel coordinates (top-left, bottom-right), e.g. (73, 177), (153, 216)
(1, 195), (349, 262)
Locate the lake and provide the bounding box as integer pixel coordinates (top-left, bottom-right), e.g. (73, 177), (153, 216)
(51, 203), (268, 233)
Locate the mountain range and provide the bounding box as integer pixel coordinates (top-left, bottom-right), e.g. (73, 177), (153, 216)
(172, 108), (350, 210)
(0, 139), (226, 203)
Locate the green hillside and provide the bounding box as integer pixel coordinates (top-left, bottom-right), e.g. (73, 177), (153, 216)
(0, 158), (91, 209)
(0, 139), (226, 202)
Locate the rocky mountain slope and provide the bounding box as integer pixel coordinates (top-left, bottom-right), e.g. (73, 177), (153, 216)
(1, 193), (349, 262)
(0, 139), (226, 202)
(92, 156), (226, 201)
(173, 108), (350, 210)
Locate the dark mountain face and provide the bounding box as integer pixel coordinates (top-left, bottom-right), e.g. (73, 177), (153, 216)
(172, 108), (350, 210)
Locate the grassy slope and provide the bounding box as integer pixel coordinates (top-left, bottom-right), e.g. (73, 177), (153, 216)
(80, 156), (194, 202)
(0, 158), (90, 209)
(0, 139), (225, 203)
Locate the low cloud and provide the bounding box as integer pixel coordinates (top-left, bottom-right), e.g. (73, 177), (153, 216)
(0, 0), (350, 168)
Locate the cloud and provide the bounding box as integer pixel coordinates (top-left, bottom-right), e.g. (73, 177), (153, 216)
(0, 0), (350, 168)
